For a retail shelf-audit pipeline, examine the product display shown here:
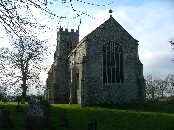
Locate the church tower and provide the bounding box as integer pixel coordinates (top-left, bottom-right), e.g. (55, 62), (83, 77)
(54, 27), (79, 60)
(46, 27), (79, 103)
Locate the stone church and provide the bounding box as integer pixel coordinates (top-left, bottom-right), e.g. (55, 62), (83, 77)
(45, 14), (146, 106)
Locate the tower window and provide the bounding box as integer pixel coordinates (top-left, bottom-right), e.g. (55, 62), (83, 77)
(67, 40), (73, 54)
(103, 41), (124, 83)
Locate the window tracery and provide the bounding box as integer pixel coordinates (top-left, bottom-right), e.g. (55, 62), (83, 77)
(103, 41), (124, 83)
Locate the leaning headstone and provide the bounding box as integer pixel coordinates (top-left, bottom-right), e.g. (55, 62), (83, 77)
(26, 103), (44, 130)
(0, 106), (14, 128)
(88, 122), (97, 130)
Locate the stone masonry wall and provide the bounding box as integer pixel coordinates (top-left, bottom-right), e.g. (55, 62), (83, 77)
(46, 27), (79, 103)
(46, 16), (145, 105)
(84, 16), (145, 104)
(69, 39), (86, 104)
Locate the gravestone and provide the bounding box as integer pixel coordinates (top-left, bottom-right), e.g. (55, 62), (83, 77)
(26, 100), (52, 130)
(88, 122), (97, 130)
(0, 106), (14, 128)
(26, 103), (44, 130)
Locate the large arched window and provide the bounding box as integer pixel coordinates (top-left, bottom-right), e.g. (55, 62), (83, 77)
(103, 41), (124, 83)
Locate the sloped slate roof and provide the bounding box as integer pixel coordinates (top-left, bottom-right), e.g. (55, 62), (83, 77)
(69, 15), (139, 57)
(87, 15), (138, 43)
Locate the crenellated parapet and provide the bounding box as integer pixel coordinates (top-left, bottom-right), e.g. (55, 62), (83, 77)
(58, 27), (79, 36)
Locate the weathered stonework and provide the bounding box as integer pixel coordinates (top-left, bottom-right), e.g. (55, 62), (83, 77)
(45, 16), (146, 105)
(45, 27), (79, 103)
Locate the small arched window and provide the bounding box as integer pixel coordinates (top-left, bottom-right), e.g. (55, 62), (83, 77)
(67, 39), (73, 54)
(103, 41), (124, 83)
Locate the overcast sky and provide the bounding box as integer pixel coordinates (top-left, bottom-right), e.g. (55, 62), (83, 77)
(0, 0), (174, 80)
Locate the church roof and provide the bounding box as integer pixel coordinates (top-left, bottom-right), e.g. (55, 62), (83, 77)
(87, 15), (138, 43)
(68, 15), (139, 57)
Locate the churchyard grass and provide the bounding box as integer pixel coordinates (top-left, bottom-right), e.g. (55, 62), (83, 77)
(0, 101), (174, 130)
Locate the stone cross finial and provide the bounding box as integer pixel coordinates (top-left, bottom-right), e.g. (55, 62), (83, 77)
(109, 9), (113, 17)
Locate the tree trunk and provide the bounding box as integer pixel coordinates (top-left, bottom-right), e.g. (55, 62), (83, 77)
(161, 90), (164, 98)
(21, 74), (27, 104)
(21, 87), (27, 104)
(152, 86), (154, 100)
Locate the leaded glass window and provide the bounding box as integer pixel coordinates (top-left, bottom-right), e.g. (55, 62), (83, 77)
(103, 41), (124, 83)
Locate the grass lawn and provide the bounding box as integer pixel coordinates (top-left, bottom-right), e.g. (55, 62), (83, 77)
(0, 102), (174, 130)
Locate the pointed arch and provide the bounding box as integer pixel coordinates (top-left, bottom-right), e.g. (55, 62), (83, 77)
(103, 40), (124, 83)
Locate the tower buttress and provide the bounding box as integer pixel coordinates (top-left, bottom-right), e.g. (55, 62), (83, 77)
(52, 27), (79, 103)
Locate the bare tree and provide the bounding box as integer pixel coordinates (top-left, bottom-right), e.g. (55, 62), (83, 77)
(169, 37), (174, 63)
(169, 38), (174, 46)
(0, 0), (114, 39)
(0, 36), (48, 103)
(165, 74), (174, 95)
(0, 85), (5, 101)
(0, 84), (8, 101)
(146, 74), (174, 100)
(155, 79), (168, 98)
(146, 74), (161, 100)
(0, 0), (114, 102)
